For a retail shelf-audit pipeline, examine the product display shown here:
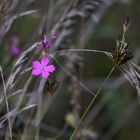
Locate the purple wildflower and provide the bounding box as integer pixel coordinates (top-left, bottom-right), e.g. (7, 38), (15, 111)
(10, 45), (21, 57)
(41, 35), (56, 48)
(9, 35), (21, 57)
(32, 57), (56, 79)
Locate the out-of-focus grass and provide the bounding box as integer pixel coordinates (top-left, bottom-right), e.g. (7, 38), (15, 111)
(0, 0), (140, 140)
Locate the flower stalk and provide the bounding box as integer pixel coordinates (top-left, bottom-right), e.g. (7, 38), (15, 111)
(69, 66), (115, 140)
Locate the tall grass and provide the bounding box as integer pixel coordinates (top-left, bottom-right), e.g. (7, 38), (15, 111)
(0, 0), (140, 140)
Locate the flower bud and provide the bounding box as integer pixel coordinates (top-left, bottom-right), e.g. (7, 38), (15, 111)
(122, 15), (130, 32)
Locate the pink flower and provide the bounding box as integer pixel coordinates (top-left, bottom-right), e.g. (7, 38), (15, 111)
(41, 35), (56, 48)
(32, 57), (56, 79)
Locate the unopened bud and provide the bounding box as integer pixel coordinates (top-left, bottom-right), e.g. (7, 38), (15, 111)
(122, 15), (130, 32)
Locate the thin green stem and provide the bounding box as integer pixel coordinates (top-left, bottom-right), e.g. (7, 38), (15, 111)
(69, 66), (115, 140)
(0, 66), (13, 140)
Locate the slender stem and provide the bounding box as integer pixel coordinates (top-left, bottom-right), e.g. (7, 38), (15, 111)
(52, 49), (112, 57)
(69, 66), (115, 140)
(119, 30), (126, 53)
(50, 55), (96, 96)
(0, 66), (13, 140)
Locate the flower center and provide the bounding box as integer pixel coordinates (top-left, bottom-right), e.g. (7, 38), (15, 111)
(41, 65), (46, 72)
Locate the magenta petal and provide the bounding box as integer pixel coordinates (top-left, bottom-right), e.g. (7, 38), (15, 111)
(41, 57), (49, 66)
(46, 41), (52, 48)
(32, 69), (41, 76)
(41, 39), (52, 48)
(46, 65), (55, 72)
(32, 61), (41, 68)
(42, 71), (49, 78)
